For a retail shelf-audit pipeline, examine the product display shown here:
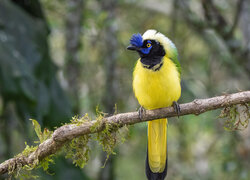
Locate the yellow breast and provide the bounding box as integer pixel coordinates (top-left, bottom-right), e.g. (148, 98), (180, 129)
(133, 56), (181, 110)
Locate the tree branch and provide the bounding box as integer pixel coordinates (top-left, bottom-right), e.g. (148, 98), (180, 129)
(1, 91), (250, 176)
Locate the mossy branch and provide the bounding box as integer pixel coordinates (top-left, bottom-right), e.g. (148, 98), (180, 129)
(0, 91), (250, 176)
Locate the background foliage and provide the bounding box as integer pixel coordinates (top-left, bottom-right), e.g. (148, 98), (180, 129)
(0, 0), (249, 179)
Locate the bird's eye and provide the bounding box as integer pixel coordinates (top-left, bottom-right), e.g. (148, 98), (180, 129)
(146, 43), (151, 48)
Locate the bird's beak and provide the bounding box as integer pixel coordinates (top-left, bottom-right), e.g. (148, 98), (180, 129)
(127, 45), (141, 51)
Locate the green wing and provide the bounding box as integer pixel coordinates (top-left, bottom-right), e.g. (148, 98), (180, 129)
(164, 36), (181, 76)
(171, 54), (181, 76)
(169, 45), (181, 76)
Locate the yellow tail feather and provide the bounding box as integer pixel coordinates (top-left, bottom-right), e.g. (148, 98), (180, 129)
(147, 118), (167, 173)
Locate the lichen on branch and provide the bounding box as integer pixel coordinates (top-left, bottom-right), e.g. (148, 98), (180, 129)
(220, 103), (249, 131)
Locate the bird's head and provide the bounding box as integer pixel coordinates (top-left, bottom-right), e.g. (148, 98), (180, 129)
(127, 33), (165, 59)
(127, 29), (178, 67)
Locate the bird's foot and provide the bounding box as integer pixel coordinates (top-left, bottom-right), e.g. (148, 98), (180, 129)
(172, 101), (181, 118)
(138, 106), (146, 120)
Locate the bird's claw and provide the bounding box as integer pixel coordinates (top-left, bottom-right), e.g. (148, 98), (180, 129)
(138, 106), (146, 120)
(173, 101), (181, 118)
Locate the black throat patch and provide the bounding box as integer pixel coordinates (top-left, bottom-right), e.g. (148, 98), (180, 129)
(138, 40), (165, 71)
(142, 60), (163, 71)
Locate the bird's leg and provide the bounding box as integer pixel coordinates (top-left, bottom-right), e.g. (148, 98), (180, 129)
(172, 101), (181, 118)
(138, 106), (146, 120)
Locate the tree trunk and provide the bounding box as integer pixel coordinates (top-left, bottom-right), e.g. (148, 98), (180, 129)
(99, 0), (118, 180)
(65, 0), (84, 114)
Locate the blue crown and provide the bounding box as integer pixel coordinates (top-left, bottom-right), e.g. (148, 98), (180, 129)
(130, 33), (143, 47)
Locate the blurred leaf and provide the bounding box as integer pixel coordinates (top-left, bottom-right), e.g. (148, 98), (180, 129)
(0, 0), (72, 128)
(31, 119), (52, 144)
(31, 119), (43, 142)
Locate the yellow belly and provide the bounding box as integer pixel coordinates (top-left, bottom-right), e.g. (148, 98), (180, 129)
(133, 56), (181, 173)
(133, 56), (181, 110)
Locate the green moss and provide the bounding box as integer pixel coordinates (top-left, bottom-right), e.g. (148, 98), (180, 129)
(30, 119), (53, 143)
(15, 168), (39, 180)
(21, 142), (38, 157)
(64, 114), (92, 168)
(7, 120), (55, 179)
(70, 114), (91, 126)
(63, 107), (129, 169)
(95, 121), (128, 167)
(90, 106), (106, 132)
(97, 123), (117, 154)
(6, 112), (129, 179)
(7, 142), (39, 179)
(64, 135), (91, 168)
(220, 103), (249, 131)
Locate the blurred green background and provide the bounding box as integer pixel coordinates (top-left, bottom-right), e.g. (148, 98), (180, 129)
(0, 0), (249, 179)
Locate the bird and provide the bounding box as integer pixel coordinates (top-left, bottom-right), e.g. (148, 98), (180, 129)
(127, 29), (181, 180)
